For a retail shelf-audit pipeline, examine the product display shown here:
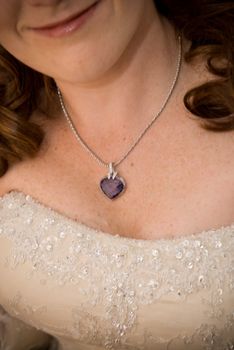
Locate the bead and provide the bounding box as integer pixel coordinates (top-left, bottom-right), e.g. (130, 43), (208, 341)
(148, 279), (158, 288)
(198, 275), (205, 283)
(194, 240), (201, 247)
(176, 251), (183, 259)
(182, 239), (190, 247)
(187, 262), (194, 269)
(0, 191), (234, 350)
(136, 255), (144, 263)
(151, 249), (159, 257)
(46, 244), (53, 251)
(59, 231), (66, 238)
(25, 217), (33, 224)
(215, 240), (223, 248)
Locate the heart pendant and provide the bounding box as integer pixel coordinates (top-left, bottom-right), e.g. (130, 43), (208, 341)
(100, 163), (126, 199)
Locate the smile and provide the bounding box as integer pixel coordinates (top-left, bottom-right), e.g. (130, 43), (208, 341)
(29, 1), (101, 38)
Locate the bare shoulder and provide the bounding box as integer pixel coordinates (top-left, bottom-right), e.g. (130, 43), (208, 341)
(0, 157), (30, 198)
(0, 171), (12, 197)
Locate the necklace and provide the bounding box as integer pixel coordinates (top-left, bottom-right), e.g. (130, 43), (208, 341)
(57, 32), (182, 200)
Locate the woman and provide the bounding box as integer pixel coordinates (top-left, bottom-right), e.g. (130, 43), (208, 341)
(0, 0), (233, 349)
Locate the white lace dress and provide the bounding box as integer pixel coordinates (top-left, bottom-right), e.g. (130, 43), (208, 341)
(0, 191), (233, 350)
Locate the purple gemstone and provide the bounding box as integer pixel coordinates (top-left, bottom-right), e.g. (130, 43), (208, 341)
(100, 176), (125, 199)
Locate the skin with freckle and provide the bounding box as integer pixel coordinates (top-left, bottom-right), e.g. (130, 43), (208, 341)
(0, 0), (233, 238)
(0, 1), (234, 350)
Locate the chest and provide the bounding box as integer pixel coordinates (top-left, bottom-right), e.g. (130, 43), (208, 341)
(6, 119), (234, 240)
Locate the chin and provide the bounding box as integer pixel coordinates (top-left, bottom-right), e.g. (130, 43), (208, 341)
(3, 0), (147, 85)
(41, 30), (134, 84)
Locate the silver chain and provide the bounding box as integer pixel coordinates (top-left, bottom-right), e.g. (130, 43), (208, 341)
(57, 33), (182, 170)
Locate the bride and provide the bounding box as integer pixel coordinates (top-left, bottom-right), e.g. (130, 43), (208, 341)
(0, 0), (233, 349)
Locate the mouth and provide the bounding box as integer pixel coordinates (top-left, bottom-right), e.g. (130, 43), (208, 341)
(28, 1), (102, 37)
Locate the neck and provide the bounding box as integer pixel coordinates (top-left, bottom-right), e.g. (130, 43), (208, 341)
(54, 4), (181, 152)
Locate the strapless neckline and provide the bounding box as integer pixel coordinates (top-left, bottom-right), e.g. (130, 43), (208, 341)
(1, 189), (234, 244)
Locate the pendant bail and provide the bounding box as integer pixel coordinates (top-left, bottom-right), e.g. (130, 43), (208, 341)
(108, 162), (118, 179)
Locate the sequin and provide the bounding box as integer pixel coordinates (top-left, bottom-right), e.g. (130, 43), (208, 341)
(0, 191), (234, 350)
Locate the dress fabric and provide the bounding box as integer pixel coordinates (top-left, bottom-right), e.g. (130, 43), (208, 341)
(0, 191), (233, 350)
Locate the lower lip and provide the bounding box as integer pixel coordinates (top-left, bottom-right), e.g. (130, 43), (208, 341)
(31, 1), (101, 38)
